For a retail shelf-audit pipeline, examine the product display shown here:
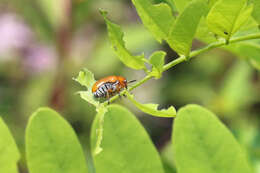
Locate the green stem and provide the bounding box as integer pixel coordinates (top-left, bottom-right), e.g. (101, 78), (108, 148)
(104, 33), (260, 105)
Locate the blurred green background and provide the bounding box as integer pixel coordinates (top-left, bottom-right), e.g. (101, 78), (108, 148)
(0, 0), (260, 173)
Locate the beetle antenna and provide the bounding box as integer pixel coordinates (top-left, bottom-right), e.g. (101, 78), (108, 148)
(127, 80), (137, 83)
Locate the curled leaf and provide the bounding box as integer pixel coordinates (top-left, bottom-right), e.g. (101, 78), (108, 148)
(73, 68), (96, 88)
(126, 92), (176, 117)
(93, 105), (108, 155)
(74, 68), (99, 107)
(100, 9), (147, 70)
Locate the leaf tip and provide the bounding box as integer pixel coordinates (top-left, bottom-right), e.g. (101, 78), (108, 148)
(99, 8), (108, 17)
(94, 147), (103, 156)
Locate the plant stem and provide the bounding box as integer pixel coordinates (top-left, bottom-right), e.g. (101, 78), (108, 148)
(104, 33), (260, 105)
(164, 33), (260, 71)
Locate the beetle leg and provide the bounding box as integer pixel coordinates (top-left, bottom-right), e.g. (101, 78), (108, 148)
(118, 91), (126, 99)
(106, 91), (110, 104)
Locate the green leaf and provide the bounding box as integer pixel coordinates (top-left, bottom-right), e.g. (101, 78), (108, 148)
(160, 142), (177, 173)
(126, 92), (176, 117)
(173, 0), (192, 12)
(88, 25), (159, 76)
(78, 91), (99, 107)
(208, 60), (254, 116)
(168, 0), (207, 56)
(195, 17), (217, 43)
(0, 117), (20, 173)
(233, 4), (254, 33)
(227, 42), (260, 70)
(91, 105), (164, 173)
(74, 69), (99, 107)
(219, 61), (254, 114)
(173, 0), (216, 13)
(100, 10), (147, 70)
(132, 0), (175, 43)
(149, 51), (166, 79)
(26, 108), (88, 173)
(207, 0), (253, 40)
(92, 106), (108, 155)
(250, 56), (260, 70)
(172, 104), (253, 173)
(73, 68), (96, 88)
(251, 0), (260, 24)
(208, 0), (219, 8)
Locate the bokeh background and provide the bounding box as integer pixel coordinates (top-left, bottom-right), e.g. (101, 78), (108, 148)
(0, 0), (260, 173)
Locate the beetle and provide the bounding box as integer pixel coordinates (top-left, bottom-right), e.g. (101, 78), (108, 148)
(92, 76), (136, 101)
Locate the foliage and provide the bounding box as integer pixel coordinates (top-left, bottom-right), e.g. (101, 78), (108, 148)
(0, 118), (20, 173)
(252, 0), (260, 24)
(1, 0), (260, 172)
(132, 0), (175, 43)
(126, 92), (176, 117)
(173, 105), (252, 173)
(0, 105), (253, 173)
(100, 10), (147, 70)
(207, 0), (253, 41)
(167, 0), (207, 56)
(91, 105), (165, 173)
(148, 51), (166, 79)
(26, 108), (88, 173)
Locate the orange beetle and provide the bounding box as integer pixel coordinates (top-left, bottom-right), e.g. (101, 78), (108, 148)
(92, 76), (136, 100)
